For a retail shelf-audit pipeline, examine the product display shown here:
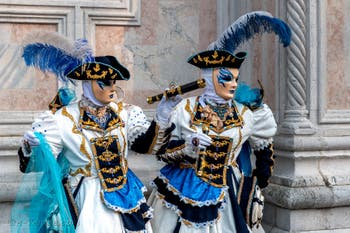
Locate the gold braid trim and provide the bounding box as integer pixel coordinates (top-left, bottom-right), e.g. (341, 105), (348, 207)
(185, 98), (195, 119)
(62, 107), (92, 177)
(165, 143), (186, 153)
(147, 123), (160, 154)
(240, 105), (248, 116)
(237, 175), (245, 204)
(246, 176), (258, 226)
(269, 143), (275, 175)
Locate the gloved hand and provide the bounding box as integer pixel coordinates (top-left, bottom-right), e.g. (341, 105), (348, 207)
(22, 131), (40, 157)
(24, 131), (40, 146)
(156, 95), (182, 124)
(184, 132), (212, 156)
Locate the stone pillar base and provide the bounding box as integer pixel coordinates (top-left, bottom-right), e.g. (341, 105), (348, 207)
(263, 203), (350, 232)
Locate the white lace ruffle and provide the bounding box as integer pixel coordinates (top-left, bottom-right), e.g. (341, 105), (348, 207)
(249, 137), (273, 151)
(151, 174), (227, 207)
(154, 191), (227, 229)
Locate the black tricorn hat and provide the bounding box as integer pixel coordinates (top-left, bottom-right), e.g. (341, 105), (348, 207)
(65, 55), (130, 81)
(187, 50), (247, 69)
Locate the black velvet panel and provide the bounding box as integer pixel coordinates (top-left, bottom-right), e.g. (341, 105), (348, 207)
(252, 144), (275, 189)
(130, 120), (158, 153)
(121, 203), (151, 231)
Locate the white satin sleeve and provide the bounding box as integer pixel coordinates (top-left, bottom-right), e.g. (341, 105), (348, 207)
(248, 103), (277, 150)
(30, 110), (64, 158)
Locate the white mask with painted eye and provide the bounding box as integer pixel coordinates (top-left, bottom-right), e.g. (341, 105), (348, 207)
(212, 67), (239, 101)
(201, 68), (239, 105)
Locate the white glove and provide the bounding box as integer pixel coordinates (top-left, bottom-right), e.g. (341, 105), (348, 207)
(22, 131), (40, 157)
(23, 131), (40, 147)
(184, 132), (212, 156)
(156, 95), (182, 124)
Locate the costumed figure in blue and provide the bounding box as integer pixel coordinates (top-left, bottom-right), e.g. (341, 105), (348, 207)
(11, 32), (173, 233)
(148, 11), (292, 233)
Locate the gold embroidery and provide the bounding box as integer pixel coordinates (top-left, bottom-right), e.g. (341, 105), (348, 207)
(192, 98), (243, 133)
(91, 135), (128, 191)
(86, 70), (108, 80)
(97, 152), (119, 162)
(199, 157), (224, 170)
(101, 166), (121, 174)
(196, 172), (222, 180)
(93, 64), (100, 72)
(165, 143), (186, 153)
(62, 107), (92, 176)
(185, 98), (195, 120)
(148, 123), (160, 154)
(203, 56), (225, 66)
(105, 176), (124, 185)
(199, 150), (226, 159)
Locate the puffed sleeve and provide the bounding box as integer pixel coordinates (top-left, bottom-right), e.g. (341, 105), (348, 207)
(249, 104), (277, 189)
(20, 110), (63, 159)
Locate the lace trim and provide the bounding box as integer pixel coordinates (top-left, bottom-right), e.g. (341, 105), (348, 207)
(251, 138), (273, 151)
(155, 191), (227, 228)
(128, 127), (149, 146)
(151, 174), (227, 207)
(101, 186), (148, 214)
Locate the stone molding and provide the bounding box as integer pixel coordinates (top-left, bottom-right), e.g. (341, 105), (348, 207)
(317, 0), (350, 124)
(0, 0), (140, 38)
(274, 134), (350, 151)
(264, 183), (350, 210)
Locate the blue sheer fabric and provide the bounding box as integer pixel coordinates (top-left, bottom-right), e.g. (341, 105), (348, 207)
(11, 132), (75, 233)
(103, 169), (147, 213)
(159, 165), (224, 206)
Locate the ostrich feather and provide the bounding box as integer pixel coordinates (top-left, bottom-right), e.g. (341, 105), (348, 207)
(21, 31), (93, 83)
(209, 11), (291, 51)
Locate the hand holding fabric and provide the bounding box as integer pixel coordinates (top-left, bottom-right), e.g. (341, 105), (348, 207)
(22, 131), (40, 157)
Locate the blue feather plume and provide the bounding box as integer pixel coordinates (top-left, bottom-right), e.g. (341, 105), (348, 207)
(23, 43), (82, 83)
(212, 11), (291, 52)
(22, 33), (93, 83)
(234, 82), (263, 109)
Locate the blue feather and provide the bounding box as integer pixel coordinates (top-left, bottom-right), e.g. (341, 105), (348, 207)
(234, 82), (263, 109)
(22, 43), (83, 83)
(213, 11), (292, 52)
(58, 87), (76, 106)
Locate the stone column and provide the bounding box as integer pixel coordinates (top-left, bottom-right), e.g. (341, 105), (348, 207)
(279, 0), (316, 135)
